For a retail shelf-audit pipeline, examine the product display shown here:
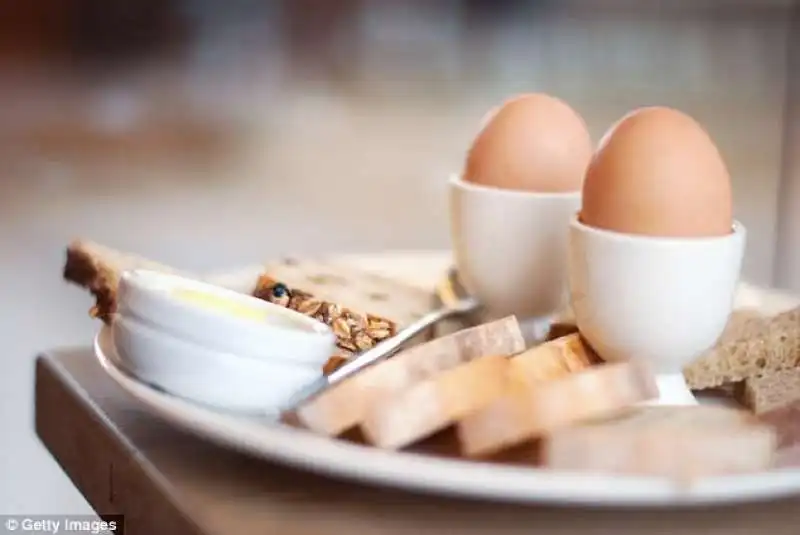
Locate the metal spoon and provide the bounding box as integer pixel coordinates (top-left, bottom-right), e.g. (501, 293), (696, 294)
(281, 268), (480, 412)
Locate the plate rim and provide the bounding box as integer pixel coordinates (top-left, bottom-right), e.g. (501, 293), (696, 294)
(94, 326), (800, 508)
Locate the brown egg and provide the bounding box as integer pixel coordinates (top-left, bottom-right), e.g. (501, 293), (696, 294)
(464, 93), (593, 193)
(581, 106), (733, 237)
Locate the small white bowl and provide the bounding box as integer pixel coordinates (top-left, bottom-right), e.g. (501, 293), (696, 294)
(116, 269), (336, 366)
(112, 315), (323, 413)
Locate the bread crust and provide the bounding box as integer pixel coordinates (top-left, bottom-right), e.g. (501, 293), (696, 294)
(63, 240), (180, 323)
(64, 241), (115, 323)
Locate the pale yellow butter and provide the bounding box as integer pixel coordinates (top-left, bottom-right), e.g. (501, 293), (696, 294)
(172, 288), (269, 323)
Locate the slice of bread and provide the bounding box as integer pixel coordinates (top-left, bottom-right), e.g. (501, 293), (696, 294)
(543, 406), (776, 481)
(360, 354), (511, 449)
(443, 296), (798, 391)
(457, 361), (657, 458)
(295, 316), (525, 436)
(359, 333), (599, 450)
(684, 307), (800, 390)
(510, 333), (599, 382)
(62, 239), (440, 358)
(251, 258), (434, 333)
(735, 368), (800, 414)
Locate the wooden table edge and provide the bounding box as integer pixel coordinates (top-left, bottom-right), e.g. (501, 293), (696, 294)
(34, 352), (205, 535)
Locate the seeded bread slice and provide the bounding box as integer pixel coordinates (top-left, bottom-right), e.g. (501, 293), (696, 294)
(62, 239), (442, 357)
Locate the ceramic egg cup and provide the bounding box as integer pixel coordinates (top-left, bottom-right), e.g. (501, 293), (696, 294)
(112, 270), (337, 413)
(449, 175), (581, 344)
(568, 217), (747, 405)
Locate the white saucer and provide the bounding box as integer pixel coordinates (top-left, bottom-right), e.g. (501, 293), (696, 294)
(95, 325), (800, 508)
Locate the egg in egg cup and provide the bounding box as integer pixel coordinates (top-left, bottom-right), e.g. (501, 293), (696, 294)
(568, 106), (746, 405)
(450, 93), (594, 342)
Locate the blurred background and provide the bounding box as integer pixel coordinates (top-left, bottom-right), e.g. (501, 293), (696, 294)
(0, 0), (798, 514)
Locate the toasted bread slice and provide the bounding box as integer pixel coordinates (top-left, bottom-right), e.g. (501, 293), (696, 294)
(295, 316), (525, 436)
(457, 361), (657, 458)
(359, 333), (600, 450)
(361, 355), (512, 449)
(684, 307), (800, 390)
(543, 406), (775, 481)
(251, 257), (450, 354)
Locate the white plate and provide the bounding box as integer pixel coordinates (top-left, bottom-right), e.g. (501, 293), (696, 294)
(95, 325), (800, 508)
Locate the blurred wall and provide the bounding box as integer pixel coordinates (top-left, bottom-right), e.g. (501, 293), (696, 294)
(0, 1), (792, 285)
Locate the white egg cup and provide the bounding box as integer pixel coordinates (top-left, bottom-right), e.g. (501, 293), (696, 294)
(568, 216), (746, 405)
(449, 174), (581, 343)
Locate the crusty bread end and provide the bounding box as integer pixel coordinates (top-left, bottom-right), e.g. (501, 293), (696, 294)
(63, 240), (180, 323)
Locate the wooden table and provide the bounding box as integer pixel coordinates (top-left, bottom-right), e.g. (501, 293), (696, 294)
(35, 348), (800, 535)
